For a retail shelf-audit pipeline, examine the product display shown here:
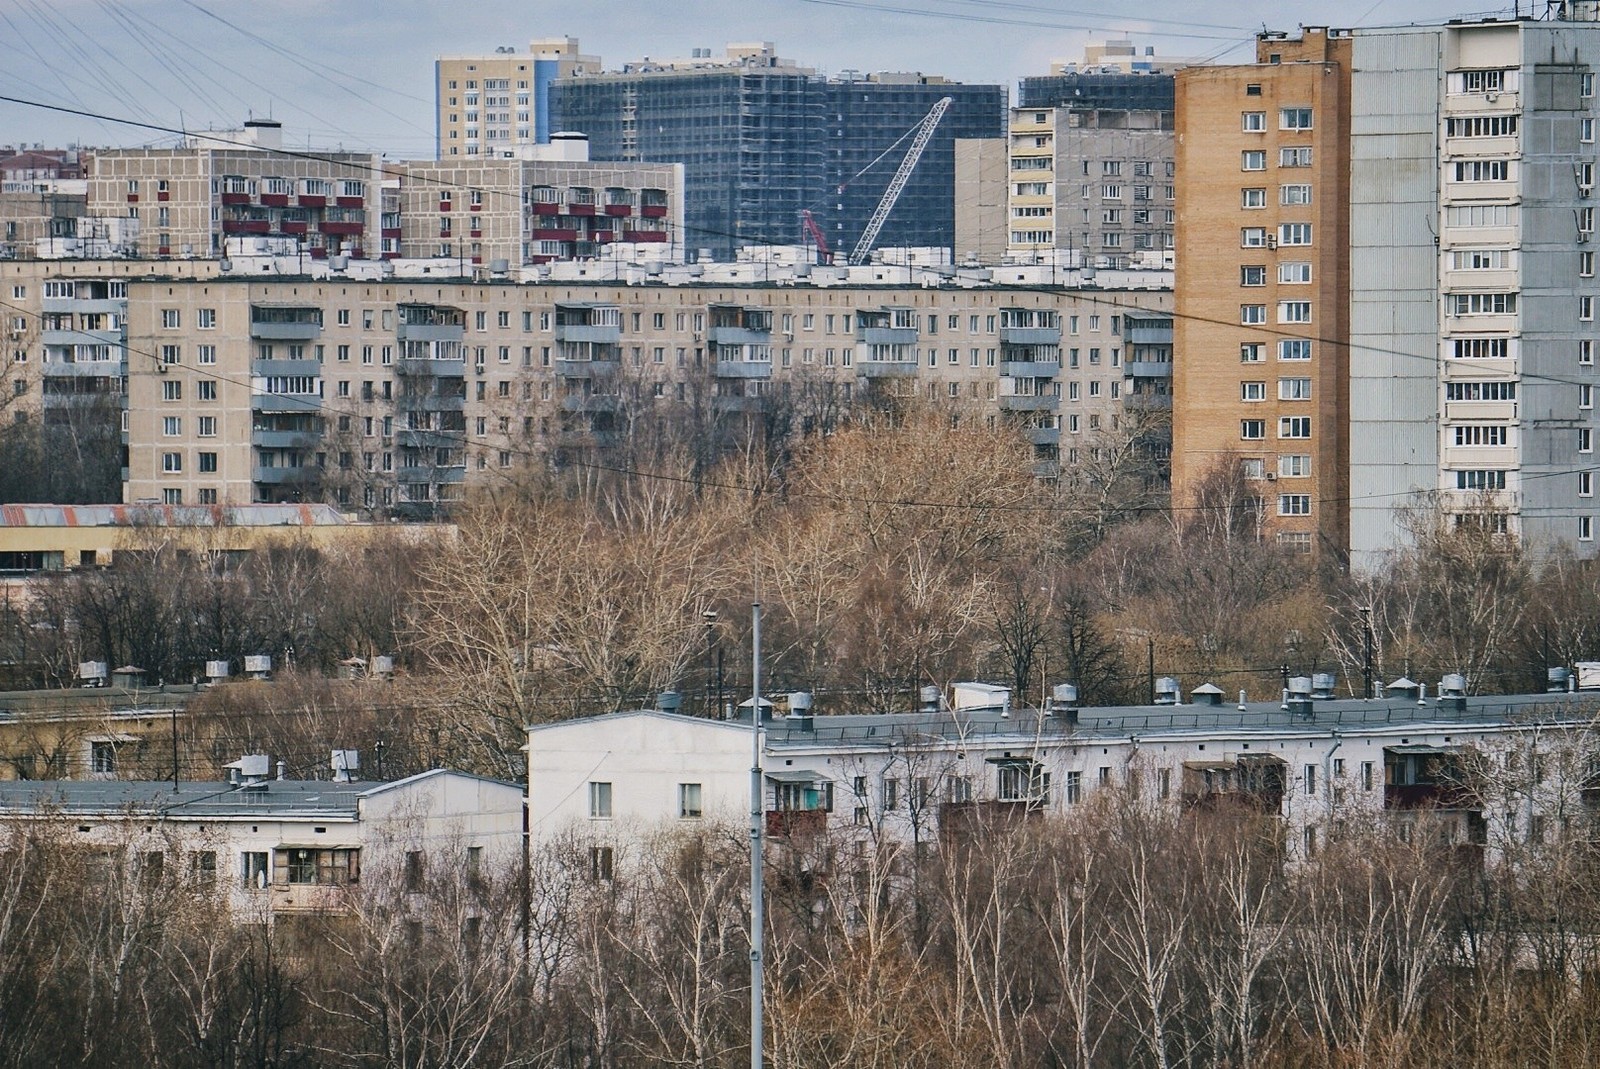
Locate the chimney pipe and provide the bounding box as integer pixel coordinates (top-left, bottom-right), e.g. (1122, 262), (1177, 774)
(277, 760), (287, 780)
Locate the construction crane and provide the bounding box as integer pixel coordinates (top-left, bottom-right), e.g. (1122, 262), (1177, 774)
(847, 96), (952, 266)
(799, 209), (832, 264)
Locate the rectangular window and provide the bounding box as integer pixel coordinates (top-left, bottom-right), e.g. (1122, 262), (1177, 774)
(1241, 265), (1267, 286)
(1280, 183), (1312, 205)
(1241, 381), (1266, 401)
(1278, 223), (1313, 246)
(1241, 304), (1266, 324)
(163, 416), (181, 437)
(1452, 159), (1511, 182)
(1444, 381), (1516, 401)
(1279, 377), (1312, 400)
(1278, 301), (1312, 323)
(1241, 419), (1266, 440)
(1279, 416), (1311, 439)
(1280, 107), (1313, 130)
(1450, 337), (1510, 360)
(1279, 340), (1313, 362)
(1279, 494), (1312, 516)
(197, 416), (216, 437)
(1240, 343), (1264, 363)
(1452, 425), (1511, 446)
(161, 452), (182, 473)
(1583, 516), (1595, 541)
(1279, 147), (1312, 167)
(1242, 150), (1266, 171)
(241, 851), (269, 890)
(678, 783), (703, 819)
(198, 452), (217, 473)
(1241, 187), (1266, 208)
(1455, 469), (1507, 490)
(1242, 111), (1266, 131)
(1241, 227), (1268, 248)
(1279, 454), (1311, 477)
(1449, 293), (1517, 316)
(588, 781), (613, 819)
(1278, 261), (1312, 284)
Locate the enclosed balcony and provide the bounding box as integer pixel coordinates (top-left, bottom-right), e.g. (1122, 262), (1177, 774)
(554, 303), (622, 344)
(1182, 755), (1287, 815)
(396, 303), (466, 344)
(707, 304), (773, 347)
(855, 307), (918, 346)
(999, 307), (1061, 346)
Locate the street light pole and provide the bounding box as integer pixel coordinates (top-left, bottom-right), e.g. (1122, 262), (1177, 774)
(748, 600), (765, 1069)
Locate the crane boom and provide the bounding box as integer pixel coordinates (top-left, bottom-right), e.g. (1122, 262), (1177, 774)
(847, 96), (952, 266)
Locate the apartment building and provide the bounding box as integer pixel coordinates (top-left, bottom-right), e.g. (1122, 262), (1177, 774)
(85, 121), (382, 259)
(117, 269), (1170, 514)
(528, 682), (1600, 867)
(1173, 29), (1352, 555)
(0, 764), (522, 924)
(539, 42), (1006, 258)
(396, 156), (682, 266)
(1347, 15), (1600, 562)
(435, 37), (602, 158)
(1004, 104), (1174, 265)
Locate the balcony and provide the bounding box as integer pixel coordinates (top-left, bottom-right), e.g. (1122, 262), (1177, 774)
(939, 799), (1044, 842)
(319, 221), (364, 237)
(999, 326), (1061, 346)
(622, 230), (668, 242)
(251, 429), (316, 449)
(252, 359), (322, 379)
(561, 394), (623, 413)
(252, 465), (317, 485)
(857, 325), (918, 346)
(396, 323), (464, 343)
(396, 357), (466, 377)
(999, 394), (1060, 412)
(260, 192), (289, 208)
(40, 297), (124, 315)
(220, 192), (251, 206)
(249, 321), (321, 341)
(857, 359), (919, 378)
(555, 357), (620, 378)
(41, 359), (121, 378)
(251, 393), (320, 413)
(713, 360), (773, 379)
(1028, 426), (1061, 447)
(297, 194), (327, 208)
(40, 328), (121, 348)
(397, 466), (466, 484)
(1127, 321), (1174, 345)
(221, 219), (271, 235)
(395, 428), (461, 449)
(530, 227), (579, 242)
(553, 323), (622, 344)
(707, 326), (771, 347)
(1125, 360), (1172, 379)
(1000, 359), (1060, 378)
(765, 810), (828, 838)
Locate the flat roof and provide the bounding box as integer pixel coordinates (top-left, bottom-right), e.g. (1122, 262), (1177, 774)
(0, 503), (349, 528)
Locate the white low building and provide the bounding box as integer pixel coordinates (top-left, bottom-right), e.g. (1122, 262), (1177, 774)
(0, 756), (525, 919)
(526, 682), (1600, 864)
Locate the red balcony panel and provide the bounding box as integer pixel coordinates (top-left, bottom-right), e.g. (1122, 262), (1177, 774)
(297, 194), (326, 208)
(381, 227), (402, 238)
(594, 232), (616, 243)
(320, 221), (364, 236)
(529, 255), (555, 264)
(471, 256), (482, 265)
(568, 203), (596, 216)
(220, 192), (250, 205)
(260, 193), (289, 207)
(604, 204), (632, 217)
(156, 191), (170, 202)
(126, 193), (139, 203)
(641, 204), (669, 218)
(438, 201), (452, 213)
(382, 251), (401, 260)
(1385, 783), (1480, 811)
(530, 202), (558, 216)
(308, 246), (328, 260)
(222, 218), (271, 234)
(335, 196), (364, 209)
(350, 247), (365, 259)
(766, 809), (827, 838)
(469, 229), (481, 238)
(623, 230), (668, 243)
(157, 246), (171, 256)
(281, 221), (309, 235)
(531, 227), (578, 241)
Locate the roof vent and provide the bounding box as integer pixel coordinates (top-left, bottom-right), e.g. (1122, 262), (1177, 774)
(918, 685), (941, 713)
(656, 690), (681, 713)
(1154, 676), (1181, 705)
(1549, 666), (1573, 692)
(787, 692), (815, 732)
(1190, 682), (1224, 706)
(205, 659), (231, 684)
(1310, 672), (1337, 699)
(1049, 683), (1080, 726)
(244, 654), (272, 680)
(226, 753), (271, 787)
(1287, 676), (1312, 699)
(1386, 676), (1420, 700)
(77, 661), (108, 688)
(1440, 673), (1467, 698)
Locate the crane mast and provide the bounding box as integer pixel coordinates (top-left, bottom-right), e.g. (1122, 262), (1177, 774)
(847, 96), (952, 266)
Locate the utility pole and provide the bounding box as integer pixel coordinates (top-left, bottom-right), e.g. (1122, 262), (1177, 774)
(748, 600), (765, 1069)
(1147, 635), (1156, 706)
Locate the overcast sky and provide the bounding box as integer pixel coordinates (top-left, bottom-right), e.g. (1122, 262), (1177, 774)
(0, 0), (1501, 158)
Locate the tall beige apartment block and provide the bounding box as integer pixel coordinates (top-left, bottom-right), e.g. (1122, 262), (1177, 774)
(1173, 29), (1351, 554)
(435, 38), (601, 159)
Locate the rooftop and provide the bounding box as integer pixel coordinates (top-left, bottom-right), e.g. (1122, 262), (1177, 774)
(0, 503), (350, 528)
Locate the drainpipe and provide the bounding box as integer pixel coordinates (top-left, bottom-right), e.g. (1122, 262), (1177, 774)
(1324, 731), (1343, 814)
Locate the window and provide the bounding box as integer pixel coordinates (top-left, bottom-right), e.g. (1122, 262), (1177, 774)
(1279, 454), (1311, 478)
(1446, 204), (1515, 228)
(1451, 337), (1509, 360)
(1242, 111), (1266, 132)
(198, 452), (217, 473)
(1583, 516), (1595, 541)
(90, 740), (116, 774)
(588, 781), (613, 819)
(678, 783), (703, 819)
(162, 381), (182, 402)
(1453, 425), (1510, 446)
(1279, 223), (1313, 245)
(1281, 183), (1312, 205)
(1280, 147), (1312, 167)
(163, 416), (181, 437)
(1241, 265), (1266, 286)
(1241, 381), (1266, 401)
(1280, 107), (1313, 130)
(1278, 301), (1312, 323)
(1444, 381), (1516, 401)
(241, 851), (269, 890)
(1241, 304), (1266, 324)
(590, 846), (614, 881)
(1452, 159), (1511, 182)
(404, 851), (424, 892)
(197, 416), (216, 437)
(997, 762), (1050, 804)
(197, 344), (216, 365)
(1242, 150), (1266, 171)
(1240, 343), (1264, 363)
(1585, 118), (1596, 144)
(1279, 417), (1311, 439)
(1279, 261), (1312, 284)
(1584, 251), (1595, 278)
(1279, 377), (1313, 400)
(1581, 471), (1594, 497)
(1241, 419), (1266, 440)
(1279, 494), (1312, 516)
(1241, 227), (1268, 248)
(161, 452), (183, 473)
(197, 381), (217, 401)
(1240, 457), (1266, 480)
(161, 309), (180, 329)
(1449, 292), (1517, 316)
(1241, 187), (1266, 208)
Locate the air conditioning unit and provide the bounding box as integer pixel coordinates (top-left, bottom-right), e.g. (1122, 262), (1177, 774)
(1486, 91), (1499, 102)
(1582, 185), (1594, 198)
